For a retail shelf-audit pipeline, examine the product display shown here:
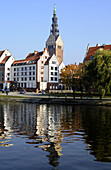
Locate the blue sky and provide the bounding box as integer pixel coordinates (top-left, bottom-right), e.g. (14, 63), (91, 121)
(0, 0), (111, 65)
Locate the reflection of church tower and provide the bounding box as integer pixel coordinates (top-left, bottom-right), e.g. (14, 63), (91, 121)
(46, 4), (63, 65)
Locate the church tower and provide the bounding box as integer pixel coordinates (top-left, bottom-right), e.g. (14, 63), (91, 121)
(46, 5), (63, 65)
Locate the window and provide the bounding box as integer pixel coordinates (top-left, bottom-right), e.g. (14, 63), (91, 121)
(7, 73), (10, 76)
(7, 78), (10, 81)
(55, 72), (57, 76)
(22, 72), (23, 76)
(25, 72), (27, 76)
(58, 45), (61, 49)
(51, 77), (53, 81)
(14, 68), (16, 71)
(29, 72), (31, 75)
(55, 78), (57, 81)
(21, 77), (23, 81)
(14, 73), (16, 76)
(52, 61), (56, 64)
(51, 72), (53, 75)
(17, 73), (19, 76)
(45, 56), (47, 59)
(55, 67), (57, 70)
(17, 78), (19, 81)
(7, 68), (10, 71)
(25, 67), (27, 70)
(33, 66), (35, 70)
(48, 45), (53, 49)
(29, 67), (31, 70)
(17, 68), (19, 71)
(33, 77), (35, 80)
(14, 78), (16, 81)
(51, 67), (53, 70)
(29, 77), (31, 80)
(41, 77), (43, 82)
(41, 61), (43, 64)
(25, 77), (27, 81)
(22, 67), (24, 71)
(33, 71), (35, 75)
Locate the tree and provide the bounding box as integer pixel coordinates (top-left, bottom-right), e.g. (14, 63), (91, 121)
(83, 49), (111, 97)
(60, 63), (83, 97)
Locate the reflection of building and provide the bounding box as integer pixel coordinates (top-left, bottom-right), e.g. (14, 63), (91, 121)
(0, 103), (82, 167)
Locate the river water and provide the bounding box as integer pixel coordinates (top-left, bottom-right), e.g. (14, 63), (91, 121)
(0, 102), (111, 170)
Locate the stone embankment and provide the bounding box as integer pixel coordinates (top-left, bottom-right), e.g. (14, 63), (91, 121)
(0, 96), (111, 106)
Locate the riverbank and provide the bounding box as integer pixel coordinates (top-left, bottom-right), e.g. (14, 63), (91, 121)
(0, 95), (111, 106)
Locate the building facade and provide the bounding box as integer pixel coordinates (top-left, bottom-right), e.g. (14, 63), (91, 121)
(0, 49), (15, 89)
(11, 48), (49, 91)
(44, 54), (59, 90)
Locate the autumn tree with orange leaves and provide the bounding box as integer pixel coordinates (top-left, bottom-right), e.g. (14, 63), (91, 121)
(60, 63), (83, 94)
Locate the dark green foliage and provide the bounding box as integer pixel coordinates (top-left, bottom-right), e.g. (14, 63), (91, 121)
(84, 49), (111, 96)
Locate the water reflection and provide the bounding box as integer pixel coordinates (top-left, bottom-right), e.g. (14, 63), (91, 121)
(0, 103), (111, 167)
(81, 106), (111, 162)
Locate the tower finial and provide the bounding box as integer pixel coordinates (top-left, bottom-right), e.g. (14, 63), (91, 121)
(54, 4), (56, 15)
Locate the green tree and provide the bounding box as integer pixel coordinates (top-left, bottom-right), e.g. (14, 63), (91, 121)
(83, 49), (111, 96)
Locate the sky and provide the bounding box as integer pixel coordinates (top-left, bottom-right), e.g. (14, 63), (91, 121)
(0, 0), (111, 65)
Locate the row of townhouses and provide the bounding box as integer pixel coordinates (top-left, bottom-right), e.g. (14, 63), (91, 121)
(0, 6), (65, 91)
(0, 48), (64, 91)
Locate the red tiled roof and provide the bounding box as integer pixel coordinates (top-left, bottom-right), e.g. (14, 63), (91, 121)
(12, 50), (44, 66)
(0, 50), (4, 57)
(44, 57), (51, 65)
(26, 51), (43, 60)
(0, 56), (11, 64)
(12, 59), (26, 64)
(84, 44), (111, 62)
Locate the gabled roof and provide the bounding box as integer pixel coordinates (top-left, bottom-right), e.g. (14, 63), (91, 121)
(12, 50), (44, 66)
(46, 34), (55, 44)
(44, 57), (51, 65)
(0, 50), (4, 57)
(26, 51), (43, 60)
(12, 59), (26, 65)
(0, 56), (11, 64)
(84, 44), (111, 62)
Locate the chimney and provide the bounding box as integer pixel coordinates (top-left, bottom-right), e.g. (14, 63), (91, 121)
(34, 51), (38, 55)
(96, 44), (100, 47)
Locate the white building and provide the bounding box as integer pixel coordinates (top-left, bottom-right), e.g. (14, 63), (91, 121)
(0, 49), (15, 89)
(44, 54), (59, 90)
(11, 48), (49, 91)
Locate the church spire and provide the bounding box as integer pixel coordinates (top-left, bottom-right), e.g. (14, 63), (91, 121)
(54, 4), (56, 15)
(51, 4), (59, 37)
